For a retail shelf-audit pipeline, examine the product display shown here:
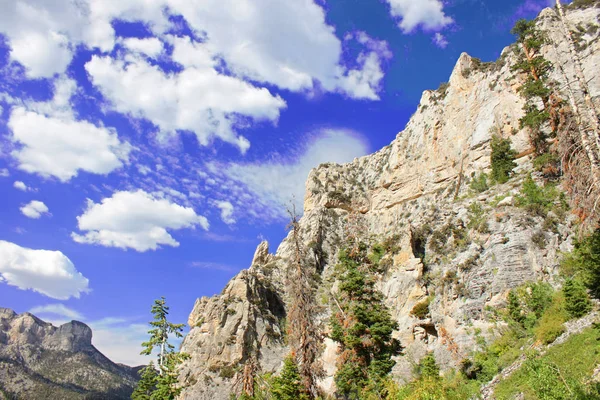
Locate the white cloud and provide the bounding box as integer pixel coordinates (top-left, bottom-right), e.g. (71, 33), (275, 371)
(218, 129), (369, 219)
(0, 240), (90, 300)
(121, 37), (163, 58)
(30, 303), (84, 320)
(89, 319), (151, 366)
(215, 201), (235, 225)
(0, 0), (168, 78)
(9, 107), (131, 181)
(433, 33), (449, 49)
(0, 169), (9, 177)
(85, 54), (286, 153)
(72, 190), (209, 252)
(20, 200), (49, 219)
(13, 180), (28, 191)
(190, 261), (234, 272)
(385, 0), (453, 33)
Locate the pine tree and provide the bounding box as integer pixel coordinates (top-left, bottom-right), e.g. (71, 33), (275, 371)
(330, 243), (402, 399)
(563, 279), (592, 318)
(417, 353), (440, 380)
(270, 356), (308, 400)
(131, 362), (158, 400)
(285, 207), (324, 398)
(490, 135), (517, 184)
(132, 297), (190, 400)
(511, 19), (557, 155)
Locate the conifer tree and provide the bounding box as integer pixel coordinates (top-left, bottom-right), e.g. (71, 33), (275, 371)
(563, 279), (592, 318)
(270, 356), (309, 400)
(330, 243), (402, 399)
(131, 362), (158, 400)
(511, 19), (556, 155)
(490, 135), (517, 183)
(285, 207), (324, 398)
(133, 297), (190, 400)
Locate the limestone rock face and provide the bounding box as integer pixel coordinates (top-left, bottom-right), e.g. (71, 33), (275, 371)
(179, 5), (600, 399)
(0, 308), (140, 399)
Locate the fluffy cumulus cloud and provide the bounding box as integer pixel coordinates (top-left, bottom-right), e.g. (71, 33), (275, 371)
(85, 54), (286, 153)
(72, 190), (209, 252)
(20, 200), (49, 219)
(0, 240), (90, 299)
(385, 0), (453, 33)
(13, 181), (29, 191)
(215, 129), (369, 220)
(1, 0), (391, 153)
(120, 37), (163, 58)
(0, 169), (9, 177)
(7, 77), (131, 181)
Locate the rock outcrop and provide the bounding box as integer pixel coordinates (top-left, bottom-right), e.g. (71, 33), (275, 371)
(178, 4), (600, 399)
(0, 308), (140, 399)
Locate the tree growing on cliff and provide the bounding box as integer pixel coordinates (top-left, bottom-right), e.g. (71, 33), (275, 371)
(285, 206), (324, 398)
(490, 135), (517, 184)
(330, 242), (402, 399)
(132, 297), (189, 400)
(511, 19), (557, 155)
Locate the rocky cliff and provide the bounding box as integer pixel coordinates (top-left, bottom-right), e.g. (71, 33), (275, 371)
(0, 308), (140, 399)
(178, 4), (600, 399)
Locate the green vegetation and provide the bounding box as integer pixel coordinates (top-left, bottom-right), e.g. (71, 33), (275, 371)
(330, 242), (402, 399)
(563, 279), (592, 318)
(410, 297), (432, 319)
(491, 135), (517, 184)
(511, 19), (556, 155)
(494, 326), (600, 399)
(516, 175), (567, 217)
(467, 202), (489, 233)
(470, 172), (490, 193)
(270, 356), (309, 400)
(561, 229), (600, 299)
(132, 297), (190, 400)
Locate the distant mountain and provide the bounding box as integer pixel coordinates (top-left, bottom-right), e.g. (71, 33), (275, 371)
(0, 307), (141, 399)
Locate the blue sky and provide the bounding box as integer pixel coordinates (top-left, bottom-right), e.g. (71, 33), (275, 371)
(0, 0), (559, 366)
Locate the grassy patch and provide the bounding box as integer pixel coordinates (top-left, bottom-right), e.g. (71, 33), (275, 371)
(494, 327), (600, 399)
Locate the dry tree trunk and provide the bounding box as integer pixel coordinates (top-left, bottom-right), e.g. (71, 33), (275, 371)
(554, 0), (600, 179)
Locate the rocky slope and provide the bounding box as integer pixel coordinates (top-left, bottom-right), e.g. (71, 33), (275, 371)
(178, 3), (600, 399)
(0, 308), (141, 399)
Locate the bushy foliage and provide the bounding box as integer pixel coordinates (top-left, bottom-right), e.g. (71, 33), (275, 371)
(490, 135), (517, 184)
(131, 362), (158, 400)
(561, 229), (600, 299)
(410, 298), (431, 319)
(516, 175), (565, 217)
(467, 202), (489, 233)
(416, 353), (439, 379)
(534, 293), (568, 344)
(511, 19), (556, 155)
(469, 173), (489, 193)
(270, 356), (309, 400)
(330, 243), (402, 399)
(563, 279), (592, 318)
(507, 281), (554, 330)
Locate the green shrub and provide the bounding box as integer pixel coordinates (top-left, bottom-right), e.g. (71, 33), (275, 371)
(534, 293), (568, 344)
(416, 353), (440, 379)
(490, 135), (517, 184)
(470, 173), (489, 193)
(561, 229), (600, 299)
(467, 202), (489, 233)
(516, 175), (563, 217)
(411, 297), (432, 319)
(563, 279), (592, 318)
(507, 282), (554, 330)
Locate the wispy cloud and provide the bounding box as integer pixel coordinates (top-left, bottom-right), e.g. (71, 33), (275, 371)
(190, 261), (236, 272)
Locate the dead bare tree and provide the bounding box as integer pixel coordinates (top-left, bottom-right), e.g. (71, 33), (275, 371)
(285, 205), (324, 398)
